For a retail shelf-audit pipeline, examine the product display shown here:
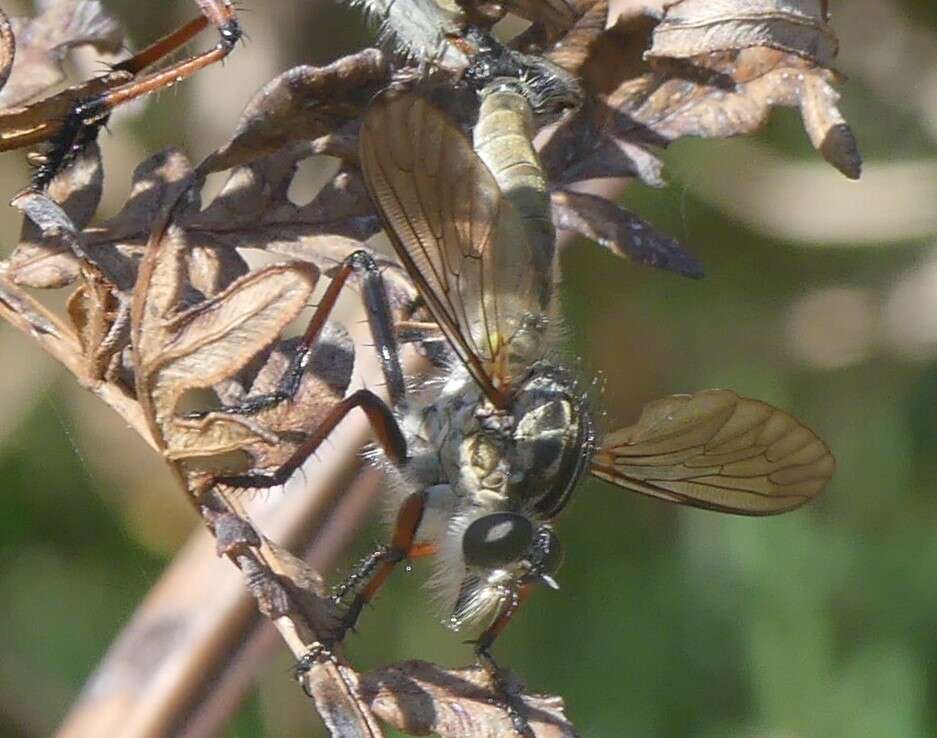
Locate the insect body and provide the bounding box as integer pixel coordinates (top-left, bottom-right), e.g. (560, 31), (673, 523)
(356, 88), (836, 647)
(211, 65), (834, 732)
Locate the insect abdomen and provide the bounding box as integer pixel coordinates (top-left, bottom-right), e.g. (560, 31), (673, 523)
(473, 88), (555, 262)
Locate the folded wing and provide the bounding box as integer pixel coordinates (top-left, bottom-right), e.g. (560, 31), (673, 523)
(359, 93), (548, 406)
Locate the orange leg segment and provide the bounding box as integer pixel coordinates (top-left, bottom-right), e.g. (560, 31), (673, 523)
(21, 1), (241, 189)
(330, 492), (436, 641)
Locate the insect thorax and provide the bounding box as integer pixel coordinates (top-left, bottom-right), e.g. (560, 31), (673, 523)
(411, 362), (594, 521)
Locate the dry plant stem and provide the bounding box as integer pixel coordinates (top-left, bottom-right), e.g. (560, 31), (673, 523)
(0, 269), (157, 450)
(39, 190), (615, 738)
(52, 292), (402, 738)
(54, 522), (257, 738)
(53, 421), (388, 738)
(52, 478), (378, 737)
(203, 482), (388, 738)
(174, 469), (386, 738)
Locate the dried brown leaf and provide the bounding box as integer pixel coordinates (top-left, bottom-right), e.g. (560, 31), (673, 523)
(7, 141), (102, 288)
(542, 0), (609, 71)
(298, 659), (386, 738)
(552, 188), (702, 277)
(225, 328), (355, 474)
(119, 155), (366, 489)
(0, 0), (123, 108)
(93, 149), (200, 252)
(496, 0), (578, 43)
(0, 270), (69, 341)
(621, 46), (861, 178)
(188, 147), (381, 265)
(647, 0), (837, 66)
(11, 188), (132, 379)
(89, 147), (246, 297)
(541, 111), (666, 187)
(539, 11), (665, 189)
(198, 49), (388, 175)
(66, 277), (129, 380)
(566, 7), (861, 179)
(798, 69), (861, 179)
(499, 0), (607, 56)
(359, 661), (579, 738)
(4, 115), (399, 409)
(10, 145), (250, 298)
(131, 222), (326, 481)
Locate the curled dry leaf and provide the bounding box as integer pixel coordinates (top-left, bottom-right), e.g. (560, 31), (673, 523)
(198, 49), (389, 175)
(605, 5), (858, 178)
(360, 661), (579, 738)
(2, 57), (415, 396)
(486, 0), (577, 47)
(633, 46), (860, 178)
(7, 141), (102, 288)
(544, 0), (859, 205)
(177, 56), (424, 302)
(539, 6), (665, 190)
(188, 146), (382, 265)
(542, 112), (666, 188)
(551, 188), (702, 277)
(499, 0), (578, 38)
(130, 220), (356, 489)
(647, 0), (837, 67)
(0, 0), (123, 108)
(65, 274), (130, 382)
(88, 148), (252, 298)
(298, 658), (386, 738)
(471, 0), (606, 58)
(7, 144), (204, 292)
(541, 0), (609, 70)
(12, 188), (131, 380)
(0, 272), (64, 339)
(7, 147), (214, 382)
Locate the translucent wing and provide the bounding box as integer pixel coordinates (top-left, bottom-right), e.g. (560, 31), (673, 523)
(591, 389), (834, 515)
(359, 93), (548, 406)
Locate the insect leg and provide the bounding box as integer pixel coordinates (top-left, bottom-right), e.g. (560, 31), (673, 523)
(205, 249), (405, 418)
(471, 585), (539, 737)
(76, 2), (241, 122)
(330, 492), (436, 642)
(32, 3), (241, 188)
(219, 388), (407, 489)
(474, 584), (536, 656)
(296, 250), (406, 407)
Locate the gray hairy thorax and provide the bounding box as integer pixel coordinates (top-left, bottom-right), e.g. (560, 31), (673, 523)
(397, 358), (593, 520)
(385, 356), (592, 626)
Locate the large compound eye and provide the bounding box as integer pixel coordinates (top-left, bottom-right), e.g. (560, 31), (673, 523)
(462, 513), (534, 569)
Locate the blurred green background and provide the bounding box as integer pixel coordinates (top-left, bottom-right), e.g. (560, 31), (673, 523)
(2, 1), (937, 736)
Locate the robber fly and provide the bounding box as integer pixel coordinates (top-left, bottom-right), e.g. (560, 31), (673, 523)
(211, 45), (833, 734)
(351, 85), (835, 669)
